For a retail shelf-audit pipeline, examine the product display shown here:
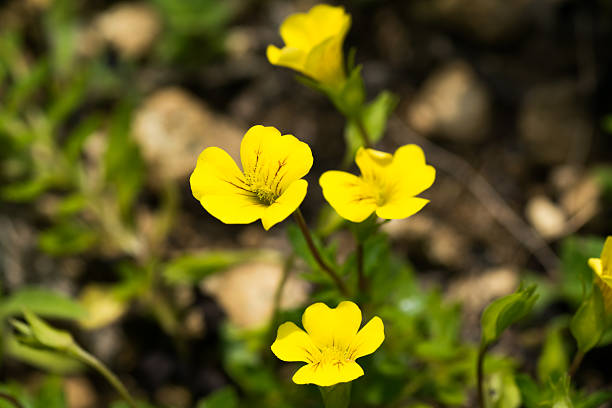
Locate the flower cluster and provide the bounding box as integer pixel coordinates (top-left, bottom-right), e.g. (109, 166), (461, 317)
(188, 2), (436, 392)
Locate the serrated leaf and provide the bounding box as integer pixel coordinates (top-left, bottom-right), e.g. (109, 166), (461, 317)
(481, 284), (538, 346)
(0, 287), (86, 320)
(570, 283), (606, 353)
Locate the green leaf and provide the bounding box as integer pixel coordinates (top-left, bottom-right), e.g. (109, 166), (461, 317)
(560, 236), (604, 305)
(163, 250), (258, 284)
(24, 310), (75, 350)
(5, 59), (49, 113)
(486, 371), (521, 408)
(515, 374), (544, 408)
(602, 115), (612, 134)
(570, 283), (606, 353)
(196, 387), (239, 408)
(104, 102), (145, 216)
(343, 90), (399, 163)
(33, 376), (66, 408)
(38, 222), (98, 256)
(47, 70), (88, 127)
(575, 390), (612, 408)
(63, 114), (102, 164)
(4, 336), (83, 374)
(481, 284), (539, 347)
(537, 326), (568, 383)
(0, 287), (86, 320)
(1, 178), (51, 202)
(548, 376), (573, 408)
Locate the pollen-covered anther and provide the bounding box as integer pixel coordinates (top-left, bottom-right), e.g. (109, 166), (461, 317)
(254, 186), (278, 205)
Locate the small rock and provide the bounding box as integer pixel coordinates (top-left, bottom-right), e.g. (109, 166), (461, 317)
(381, 214), (435, 241)
(95, 2), (160, 58)
(132, 87), (244, 182)
(550, 165), (581, 194)
(426, 224), (470, 268)
(155, 385), (191, 408)
(560, 175), (600, 218)
(525, 195), (567, 239)
(446, 267), (519, 315)
(407, 60), (490, 142)
(201, 261), (309, 329)
(411, 0), (533, 43)
(519, 81), (591, 165)
(64, 377), (97, 408)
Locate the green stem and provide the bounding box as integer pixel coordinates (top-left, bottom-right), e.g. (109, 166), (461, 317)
(0, 392), (23, 408)
(568, 350), (585, 378)
(293, 210), (350, 297)
(477, 343), (488, 408)
(70, 345), (138, 408)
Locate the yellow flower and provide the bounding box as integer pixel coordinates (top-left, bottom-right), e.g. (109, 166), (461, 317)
(190, 125), (313, 230)
(267, 4), (351, 87)
(271, 301), (384, 387)
(589, 236), (612, 313)
(319, 145), (435, 223)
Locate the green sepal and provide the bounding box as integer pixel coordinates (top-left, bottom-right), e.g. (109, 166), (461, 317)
(570, 283), (606, 353)
(319, 382), (351, 408)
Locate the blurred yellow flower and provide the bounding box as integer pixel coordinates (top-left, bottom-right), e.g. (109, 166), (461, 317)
(267, 4), (351, 87)
(271, 301), (384, 386)
(319, 145), (435, 223)
(190, 125), (313, 230)
(589, 236), (612, 312)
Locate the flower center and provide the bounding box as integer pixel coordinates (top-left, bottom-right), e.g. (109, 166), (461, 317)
(318, 345), (352, 366)
(254, 184), (278, 205)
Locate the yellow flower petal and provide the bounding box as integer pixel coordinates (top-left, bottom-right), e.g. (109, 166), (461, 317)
(271, 322), (321, 363)
(292, 360), (364, 386)
(190, 147), (265, 224)
(261, 179), (308, 230)
(602, 236), (612, 276)
(319, 171), (376, 223)
(304, 36), (345, 85)
(375, 197), (430, 220)
(266, 45), (306, 72)
(391, 144), (436, 197)
(589, 258), (603, 278)
(302, 301), (362, 349)
(350, 316), (385, 360)
(268, 4), (350, 87)
(355, 147), (393, 181)
(279, 13), (313, 49)
(240, 125), (313, 194)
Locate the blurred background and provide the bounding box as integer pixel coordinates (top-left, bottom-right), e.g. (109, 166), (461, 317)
(1, 0), (612, 407)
